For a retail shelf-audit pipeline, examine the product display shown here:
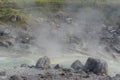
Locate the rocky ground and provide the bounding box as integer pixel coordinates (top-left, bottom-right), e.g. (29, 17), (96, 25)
(0, 56), (119, 80)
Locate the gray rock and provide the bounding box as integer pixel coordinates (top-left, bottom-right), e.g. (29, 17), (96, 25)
(84, 57), (108, 75)
(115, 74), (120, 77)
(101, 25), (120, 54)
(113, 74), (120, 80)
(35, 56), (51, 69)
(16, 33), (34, 44)
(66, 17), (72, 24)
(71, 60), (83, 71)
(0, 30), (13, 48)
(0, 41), (12, 48)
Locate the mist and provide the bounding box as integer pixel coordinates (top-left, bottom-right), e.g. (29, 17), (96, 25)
(0, 0), (120, 76)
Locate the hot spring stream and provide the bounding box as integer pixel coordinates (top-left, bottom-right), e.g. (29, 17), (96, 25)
(0, 0), (120, 77)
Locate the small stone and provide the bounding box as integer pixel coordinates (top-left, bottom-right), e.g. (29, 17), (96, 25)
(28, 65), (35, 68)
(62, 68), (72, 73)
(54, 64), (62, 69)
(20, 64), (29, 67)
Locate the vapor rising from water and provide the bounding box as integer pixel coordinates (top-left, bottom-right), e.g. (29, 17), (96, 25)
(0, 0), (120, 76)
(26, 6), (120, 75)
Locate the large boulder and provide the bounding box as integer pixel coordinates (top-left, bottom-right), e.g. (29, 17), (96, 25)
(71, 60), (83, 71)
(84, 57), (108, 75)
(35, 56), (51, 69)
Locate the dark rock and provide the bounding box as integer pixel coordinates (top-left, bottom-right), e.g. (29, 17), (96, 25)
(71, 60), (83, 71)
(54, 11), (69, 20)
(59, 73), (66, 76)
(16, 33), (34, 44)
(9, 14), (22, 22)
(84, 57), (108, 75)
(115, 74), (120, 77)
(0, 30), (8, 37)
(111, 44), (120, 53)
(9, 75), (23, 80)
(0, 41), (12, 48)
(0, 71), (6, 76)
(0, 30), (13, 48)
(20, 64), (29, 67)
(54, 64), (62, 69)
(101, 25), (120, 54)
(53, 11), (72, 24)
(28, 65), (35, 68)
(62, 68), (72, 73)
(21, 76), (27, 80)
(35, 56), (51, 69)
(112, 74), (120, 80)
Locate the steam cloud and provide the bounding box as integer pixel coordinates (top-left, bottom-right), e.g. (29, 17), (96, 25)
(0, 0), (120, 75)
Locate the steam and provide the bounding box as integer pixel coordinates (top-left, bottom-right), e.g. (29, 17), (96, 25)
(0, 0), (120, 76)
(29, 7), (111, 59)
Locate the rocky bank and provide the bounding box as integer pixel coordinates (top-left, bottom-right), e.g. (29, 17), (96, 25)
(0, 56), (119, 80)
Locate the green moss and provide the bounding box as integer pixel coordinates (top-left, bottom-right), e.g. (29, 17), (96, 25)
(35, 0), (67, 12)
(0, 0), (27, 24)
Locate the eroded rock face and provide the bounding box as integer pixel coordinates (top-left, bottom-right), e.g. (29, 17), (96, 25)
(35, 56), (51, 69)
(84, 57), (108, 75)
(71, 60), (83, 71)
(101, 25), (120, 54)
